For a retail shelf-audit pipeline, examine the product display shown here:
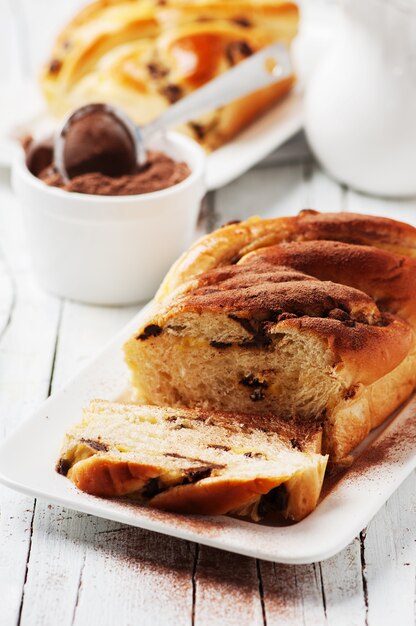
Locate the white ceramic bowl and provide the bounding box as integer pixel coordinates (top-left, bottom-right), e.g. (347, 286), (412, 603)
(12, 131), (206, 305)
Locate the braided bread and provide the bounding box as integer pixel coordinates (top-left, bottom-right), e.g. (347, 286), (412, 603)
(124, 211), (416, 463)
(57, 400), (327, 521)
(40, 0), (298, 150)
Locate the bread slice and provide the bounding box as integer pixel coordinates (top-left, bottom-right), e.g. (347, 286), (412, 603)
(57, 400), (328, 522)
(124, 211), (416, 464)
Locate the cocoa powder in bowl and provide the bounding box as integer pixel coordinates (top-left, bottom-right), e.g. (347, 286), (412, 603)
(24, 135), (191, 196)
(38, 151), (191, 196)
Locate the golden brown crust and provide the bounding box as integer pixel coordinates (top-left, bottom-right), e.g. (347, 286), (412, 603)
(68, 457), (327, 521)
(68, 456), (153, 497)
(296, 210), (416, 257)
(156, 211), (416, 299)
(150, 475), (289, 515)
(245, 240), (416, 324)
(325, 352), (416, 461)
(185, 264), (381, 322)
(275, 314), (413, 387)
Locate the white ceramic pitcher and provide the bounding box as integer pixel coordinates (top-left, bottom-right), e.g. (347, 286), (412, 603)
(304, 0), (416, 197)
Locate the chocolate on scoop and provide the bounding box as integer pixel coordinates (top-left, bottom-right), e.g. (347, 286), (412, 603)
(57, 104), (138, 179)
(25, 137), (54, 176)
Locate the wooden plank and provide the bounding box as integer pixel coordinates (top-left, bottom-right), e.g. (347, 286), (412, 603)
(259, 561), (326, 625)
(214, 163), (305, 226)
(345, 187), (416, 226)
(319, 541), (367, 626)
(0, 185), (63, 415)
(196, 192), (218, 236)
(18, 504), (195, 626)
(303, 163), (345, 213)
(0, 182), (63, 626)
(364, 472), (416, 626)
(194, 547), (264, 626)
(74, 526), (195, 626)
(15, 299), (150, 626)
(259, 131), (312, 168)
(344, 187), (416, 626)
(0, 490), (36, 626)
(17, 506), (107, 626)
(213, 161), (345, 230)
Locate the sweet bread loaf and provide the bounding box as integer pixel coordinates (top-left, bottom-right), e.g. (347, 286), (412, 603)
(57, 400), (327, 521)
(40, 0), (298, 150)
(124, 211), (416, 463)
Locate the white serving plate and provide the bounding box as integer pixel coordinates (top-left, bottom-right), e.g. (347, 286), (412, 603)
(205, 91), (303, 189)
(0, 302), (415, 565)
(0, 89), (303, 190)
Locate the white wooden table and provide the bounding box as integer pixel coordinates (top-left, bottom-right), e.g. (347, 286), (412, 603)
(1, 1), (415, 624)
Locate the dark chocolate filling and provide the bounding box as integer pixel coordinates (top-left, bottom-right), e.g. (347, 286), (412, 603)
(79, 438), (109, 452)
(162, 84), (183, 104)
(229, 315), (272, 349)
(226, 40), (254, 65)
(136, 324), (163, 340)
(181, 466), (215, 484)
(49, 59), (62, 74)
(142, 477), (164, 499)
(231, 16), (252, 27)
(257, 484), (289, 518)
(147, 62), (169, 79)
(239, 374), (269, 389)
(243, 451), (266, 459)
(56, 458), (71, 476)
(189, 122), (206, 140)
(142, 463), (225, 500)
(210, 340), (232, 349)
(207, 444), (231, 452)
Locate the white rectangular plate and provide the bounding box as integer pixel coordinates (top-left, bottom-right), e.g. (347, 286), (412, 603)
(205, 91), (303, 190)
(0, 302), (415, 565)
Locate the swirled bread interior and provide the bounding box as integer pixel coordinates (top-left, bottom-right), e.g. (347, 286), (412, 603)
(40, 0), (298, 150)
(57, 400), (327, 522)
(125, 211), (416, 463)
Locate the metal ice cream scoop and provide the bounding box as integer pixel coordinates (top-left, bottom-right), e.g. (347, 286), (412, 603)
(54, 43), (292, 180)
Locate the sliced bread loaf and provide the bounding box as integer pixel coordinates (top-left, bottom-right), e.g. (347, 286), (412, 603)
(57, 400), (328, 522)
(124, 211), (416, 463)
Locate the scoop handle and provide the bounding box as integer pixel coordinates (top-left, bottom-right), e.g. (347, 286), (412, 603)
(140, 43), (292, 142)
